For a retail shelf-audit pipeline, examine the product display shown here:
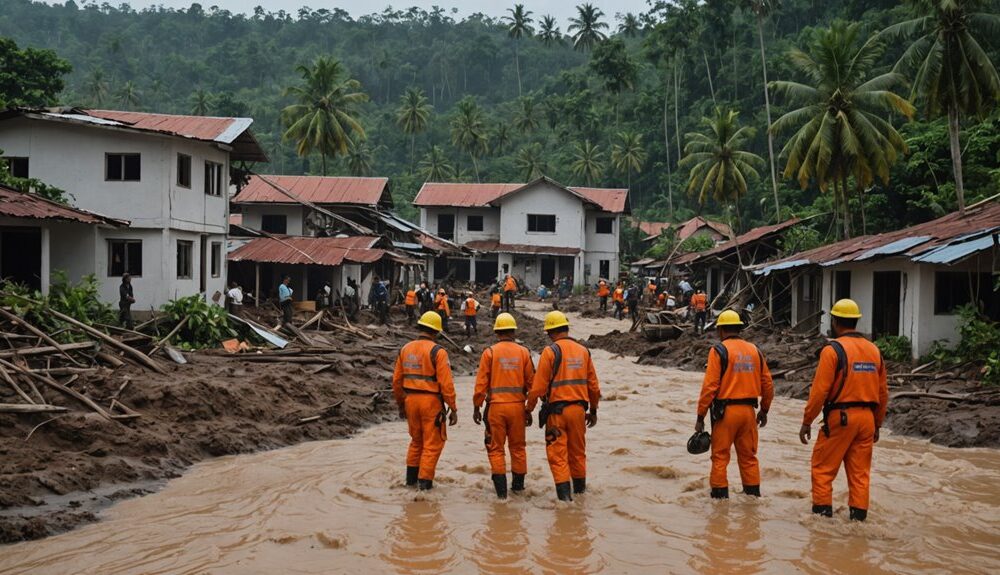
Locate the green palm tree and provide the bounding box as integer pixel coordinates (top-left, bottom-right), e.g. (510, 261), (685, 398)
(395, 87), (433, 172)
(568, 3), (609, 52)
(504, 4), (534, 97)
(681, 108), (764, 208)
(538, 15), (562, 47)
(571, 140), (605, 185)
(770, 21), (914, 237)
(492, 123), (512, 155)
(742, 0), (782, 220)
(86, 69), (108, 107)
(450, 97), (489, 181)
(515, 143), (549, 180)
(514, 96), (539, 133)
(190, 89), (212, 115)
(618, 13), (641, 37)
(117, 81), (141, 110)
(345, 138), (376, 176)
(882, 0), (1000, 213)
(419, 145), (455, 181)
(611, 130), (646, 191)
(281, 56), (368, 176)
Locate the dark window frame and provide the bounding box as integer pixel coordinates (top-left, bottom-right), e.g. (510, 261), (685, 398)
(260, 214), (288, 234)
(177, 153), (192, 188)
(204, 160), (224, 196)
(4, 156), (29, 178)
(527, 214), (556, 233)
(107, 239), (142, 277)
(595, 217), (614, 234)
(210, 241), (222, 278)
(934, 271), (996, 316)
(467, 214), (484, 232)
(105, 153), (141, 182)
(176, 240), (193, 279)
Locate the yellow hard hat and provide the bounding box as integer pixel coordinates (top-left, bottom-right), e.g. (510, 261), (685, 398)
(417, 311), (443, 332)
(543, 310), (569, 331)
(830, 298), (862, 319)
(716, 309), (744, 326)
(494, 312), (517, 331)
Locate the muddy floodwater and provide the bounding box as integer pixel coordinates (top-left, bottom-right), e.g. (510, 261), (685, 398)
(2, 306), (999, 574)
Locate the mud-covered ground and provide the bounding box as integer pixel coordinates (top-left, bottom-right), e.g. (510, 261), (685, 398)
(0, 304), (557, 544)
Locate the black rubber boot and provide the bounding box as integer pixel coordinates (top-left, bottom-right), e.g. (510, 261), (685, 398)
(812, 504), (834, 517)
(849, 507), (868, 522)
(405, 466), (419, 487)
(511, 473), (526, 492)
(572, 477), (586, 494)
(710, 487), (729, 499)
(743, 485), (761, 497)
(492, 474), (508, 499)
(418, 479), (434, 491)
(555, 482), (573, 502)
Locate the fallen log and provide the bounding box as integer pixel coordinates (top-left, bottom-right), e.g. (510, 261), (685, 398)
(151, 316), (189, 356)
(300, 310), (324, 330)
(890, 391), (972, 401)
(0, 362), (36, 404)
(95, 351), (125, 368)
(0, 308), (84, 366)
(0, 358), (113, 419)
(297, 400), (345, 425)
(0, 403), (68, 413)
(0, 341), (95, 358)
(38, 305), (166, 374)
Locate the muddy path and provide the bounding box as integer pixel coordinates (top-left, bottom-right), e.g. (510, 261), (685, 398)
(1, 303), (998, 573)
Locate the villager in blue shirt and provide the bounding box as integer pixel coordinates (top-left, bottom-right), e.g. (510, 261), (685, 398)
(279, 276), (293, 325)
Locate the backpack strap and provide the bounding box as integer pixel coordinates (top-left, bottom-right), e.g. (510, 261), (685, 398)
(824, 340), (849, 405)
(712, 342), (729, 380)
(544, 341), (563, 404)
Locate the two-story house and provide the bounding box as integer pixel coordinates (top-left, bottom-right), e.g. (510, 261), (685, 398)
(0, 107), (267, 309)
(413, 176), (629, 287)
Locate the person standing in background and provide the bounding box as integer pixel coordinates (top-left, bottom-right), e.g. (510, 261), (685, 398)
(278, 276), (294, 325)
(119, 273), (135, 329)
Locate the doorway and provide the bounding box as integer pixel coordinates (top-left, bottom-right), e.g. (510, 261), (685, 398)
(872, 271), (901, 338)
(0, 228), (41, 291)
(540, 258), (556, 286)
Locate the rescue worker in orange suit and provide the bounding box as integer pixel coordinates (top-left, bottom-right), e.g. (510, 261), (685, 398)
(473, 313), (536, 499)
(799, 299), (888, 522)
(503, 274), (518, 312)
(435, 288), (450, 333)
(612, 284), (625, 320)
(695, 310), (774, 499)
(596, 280), (610, 313)
(490, 289), (502, 319)
(461, 292), (480, 337)
(526, 311), (601, 501)
(404, 286), (418, 325)
(392, 311), (458, 490)
(690, 289), (709, 333)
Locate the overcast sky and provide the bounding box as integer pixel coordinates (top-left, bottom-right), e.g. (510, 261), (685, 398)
(89, 1), (652, 26)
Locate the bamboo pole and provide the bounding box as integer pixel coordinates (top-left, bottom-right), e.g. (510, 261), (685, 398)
(0, 308), (84, 366)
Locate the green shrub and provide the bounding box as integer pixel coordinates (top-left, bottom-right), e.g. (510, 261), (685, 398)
(160, 295), (235, 350)
(923, 304), (1000, 385)
(0, 272), (115, 341)
(875, 335), (912, 363)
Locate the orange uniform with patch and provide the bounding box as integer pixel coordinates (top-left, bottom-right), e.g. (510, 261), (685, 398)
(392, 337), (457, 482)
(803, 332), (888, 510)
(698, 337), (774, 490)
(474, 340), (535, 475)
(527, 335), (601, 485)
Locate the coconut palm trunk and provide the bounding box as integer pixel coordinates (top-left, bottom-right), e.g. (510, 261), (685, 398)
(756, 14), (780, 221)
(662, 85), (674, 217)
(947, 106), (966, 213)
(515, 40), (522, 97)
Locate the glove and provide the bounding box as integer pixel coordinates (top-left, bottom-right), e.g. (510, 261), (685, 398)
(756, 410), (768, 428)
(799, 424), (811, 445)
(473, 406), (482, 425)
(448, 410), (458, 426)
(586, 411), (598, 428)
(695, 417), (705, 433)
(398, 405), (406, 420)
(524, 410), (533, 426)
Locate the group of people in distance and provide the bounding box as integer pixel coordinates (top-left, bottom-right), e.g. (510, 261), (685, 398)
(392, 295), (888, 521)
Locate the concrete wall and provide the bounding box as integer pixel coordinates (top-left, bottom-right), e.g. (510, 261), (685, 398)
(239, 204), (306, 236)
(584, 211), (619, 253)
(583, 251), (616, 286)
(498, 182), (584, 249)
(420, 206), (501, 244)
(49, 221), (99, 283)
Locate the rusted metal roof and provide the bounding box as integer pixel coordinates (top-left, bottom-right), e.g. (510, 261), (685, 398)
(232, 175), (391, 207)
(0, 185), (127, 226)
(414, 178), (629, 214)
(227, 236), (384, 266)
(673, 217), (802, 266)
(636, 217), (733, 242)
(465, 240), (580, 256)
(755, 201), (1000, 274)
(1, 108), (268, 162)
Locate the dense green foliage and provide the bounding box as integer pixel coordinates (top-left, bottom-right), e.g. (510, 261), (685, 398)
(160, 295), (235, 350)
(874, 335), (913, 363)
(1, 0), (997, 231)
(0, 272), (116, 341)
(926, 304), (1000, 385)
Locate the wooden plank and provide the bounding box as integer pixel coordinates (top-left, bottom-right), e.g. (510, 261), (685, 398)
(0, 341), (95, 358)
(38, 305), (166, 374)
(0, 403), (68, 413)
(0, 307), (85, 366)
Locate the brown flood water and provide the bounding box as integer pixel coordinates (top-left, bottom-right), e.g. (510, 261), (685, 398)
(2, 305), (999, 574)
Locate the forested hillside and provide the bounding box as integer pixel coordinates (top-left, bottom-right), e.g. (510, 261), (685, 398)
(1, 0), (998, 246)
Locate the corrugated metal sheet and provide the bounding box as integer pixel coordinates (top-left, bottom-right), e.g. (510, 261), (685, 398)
(674, 217), (802, 266)
(0, 185), (126, 226)
(232, 175), (390, 206)
(855, 236), (932, 261)
(227, 236), (383, 266)
(570, 187), (629, 214)
(465, 240), (580, 256)
(912, 233), (998, 264)
(757, 258), (811, 276)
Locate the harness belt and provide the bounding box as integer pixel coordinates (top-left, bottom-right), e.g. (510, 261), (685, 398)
(709, 397), (759, 424)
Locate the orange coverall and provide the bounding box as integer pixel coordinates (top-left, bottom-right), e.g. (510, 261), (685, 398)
(697, 337), (774, 489)
(473, 340), (536, 475)
(405, 290), (417, 306)
(526, 335), (601, 485)
(491, 292), (502, 309)
(803, 333), (888, 511)
(597, 282), (610, 297)
(392, 337), (457, 482)
(690, 292), (708, 311)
